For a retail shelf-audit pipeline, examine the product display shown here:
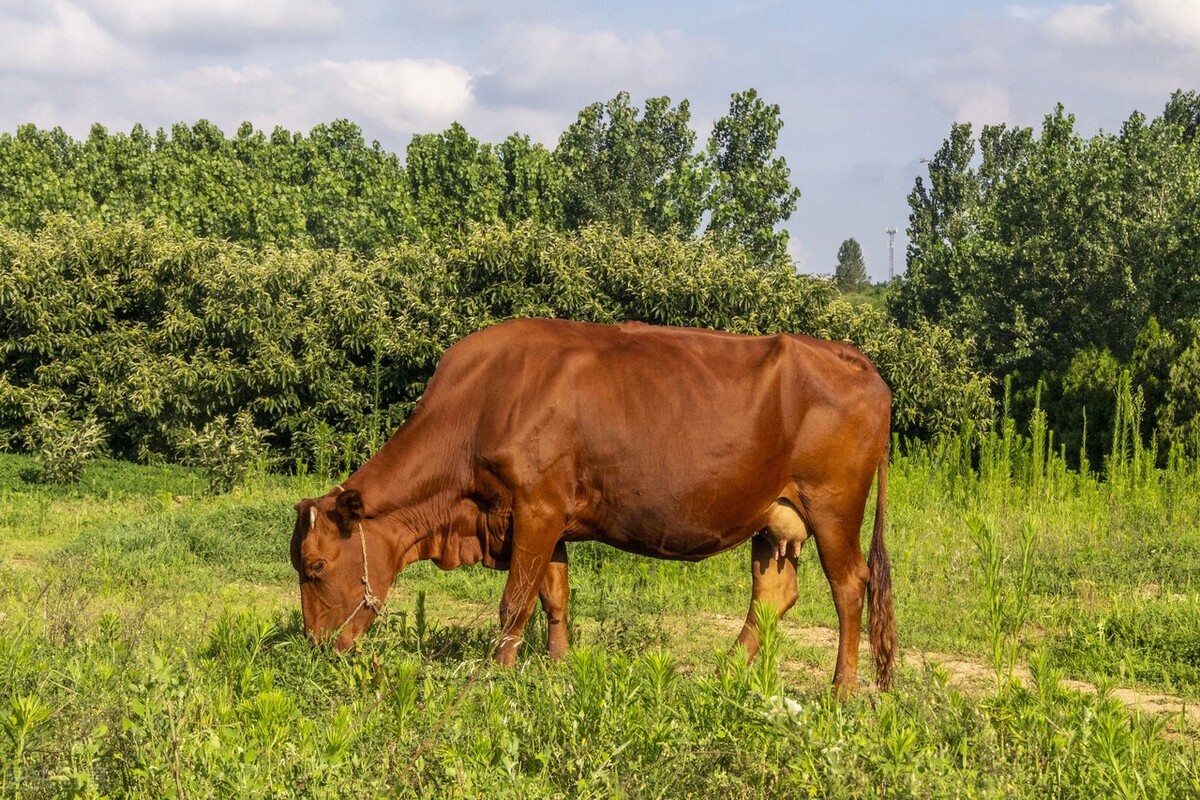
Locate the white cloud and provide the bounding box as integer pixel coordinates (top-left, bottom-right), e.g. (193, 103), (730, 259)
(1045, 4), (1116, 43)
(1043, 0), (1200, 49)
(302, 59), (474, 134)
(932, 80), (1015, 129)
(121, 58), (475, 143)
(487, 23), (709, 100)
(1007, 5), (1050, 22)
(0, 1), (125, 76)
(86, 0), (343, 46)
(395, 0), (539, 28)
(1127, 0), (1200, 49)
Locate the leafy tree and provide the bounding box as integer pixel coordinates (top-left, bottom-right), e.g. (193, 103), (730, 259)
(834, 238), (868, 291)
(555, 93), (705, 235)
(896, 95), (1200, 465)
(704, 89), (801, 268)
(893, 93), (1200, 450)
(497, 134), (564, 227)
(406, 122), (504, 235)
(1163, 89), (1200, 143)
(0, 125), (89, 228)
(0, 119), (416, 251)
(1161, 328), (1200, 457)
(0, 91), (806, 269)
(288, 119), (414, 251)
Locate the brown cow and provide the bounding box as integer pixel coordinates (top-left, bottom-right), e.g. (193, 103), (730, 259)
(292, 318), (896, 693)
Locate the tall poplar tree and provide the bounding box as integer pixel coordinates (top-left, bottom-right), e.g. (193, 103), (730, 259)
(835, 238), (868, 291)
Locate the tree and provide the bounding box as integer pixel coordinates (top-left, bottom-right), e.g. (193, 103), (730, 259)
(890, 93), (1200, 462)
(497, 134), (564, 227)
(1164, 89), (1200, 143)
(703, 89), (801, 268)
(834, 238), (868, 291)
(405, 122), (504, 235)
(555, 92), (705, 235)
(0, 125), (89, 229)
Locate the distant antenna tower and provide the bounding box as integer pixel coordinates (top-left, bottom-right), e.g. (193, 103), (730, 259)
(884, 227), (898, 282)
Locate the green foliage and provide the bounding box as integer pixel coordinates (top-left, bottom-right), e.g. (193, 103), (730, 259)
(834, 237), (868, 292)
(1, 692), (52, 793)
(20, 392), (107, 484)
(498, 134), (564, 226)
(894, 94), (1200, 453)
(1164, 89), (1200, 142)
(704, 89), (801, 268)
(1160, 323), (1200, 458)
(1038, 318), (1200, 468)
(0, 119), (416, 253)
(181, 411), (272, 493)
(0, 216), (993, 469)
(556, 92), (706, 235)
(1055, 346), (1124, 467)
(406, 122), (505, 235)
(0, 93), (804, 271)
(968, 516), (1036, 687)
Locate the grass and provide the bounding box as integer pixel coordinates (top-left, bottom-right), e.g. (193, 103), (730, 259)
(2, 406), (1200, 798)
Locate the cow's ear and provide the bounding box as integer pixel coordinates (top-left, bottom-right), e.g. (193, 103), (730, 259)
(335, 488), (365, 534)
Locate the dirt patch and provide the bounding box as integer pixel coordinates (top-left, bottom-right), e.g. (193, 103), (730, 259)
(703, 612), (1200, 728)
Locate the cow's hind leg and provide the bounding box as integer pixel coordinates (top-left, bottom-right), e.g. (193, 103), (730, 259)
(537, 541), (570, 661)
(735, 534), (800, 659)
(810, 506), (871, 697)
(735, 500), (809, 657)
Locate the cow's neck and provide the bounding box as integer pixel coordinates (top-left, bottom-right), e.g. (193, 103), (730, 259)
(341, 406), (476, 575)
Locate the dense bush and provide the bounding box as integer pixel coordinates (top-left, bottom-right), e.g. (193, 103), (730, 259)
(0, 216), (992, 472)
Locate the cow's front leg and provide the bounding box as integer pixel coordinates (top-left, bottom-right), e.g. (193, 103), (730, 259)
(537, 541), (570, 661)
(495, 516), (561, 666)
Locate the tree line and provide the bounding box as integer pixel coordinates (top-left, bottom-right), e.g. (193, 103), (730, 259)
(0, 90), (798, 269)
(12, 85), (1200, 481)
(892, 90), (1200, 465)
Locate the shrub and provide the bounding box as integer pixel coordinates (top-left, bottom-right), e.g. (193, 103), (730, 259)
(20, 392), (106, 483)
(180, 411), (272, 493)
(0, 216), (994, 466)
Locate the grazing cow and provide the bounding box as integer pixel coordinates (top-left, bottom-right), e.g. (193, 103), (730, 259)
(292, 318), (896, 693)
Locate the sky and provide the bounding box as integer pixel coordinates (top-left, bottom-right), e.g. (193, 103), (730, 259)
(2, 1), (1199, 281)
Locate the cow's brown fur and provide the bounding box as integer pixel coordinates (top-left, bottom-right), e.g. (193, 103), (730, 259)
(292, 318), (897, 693)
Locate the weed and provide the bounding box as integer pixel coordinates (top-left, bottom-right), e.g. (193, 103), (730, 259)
(969, 516), (1037, 688)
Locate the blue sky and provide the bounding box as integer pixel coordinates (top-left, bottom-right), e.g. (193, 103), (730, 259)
(2, 1), (1199, 280)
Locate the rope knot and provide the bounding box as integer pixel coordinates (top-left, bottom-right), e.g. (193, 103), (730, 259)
(337, 520), (383, 631)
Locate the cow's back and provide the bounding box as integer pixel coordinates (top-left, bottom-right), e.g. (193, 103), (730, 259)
(425, 318), (890, 558)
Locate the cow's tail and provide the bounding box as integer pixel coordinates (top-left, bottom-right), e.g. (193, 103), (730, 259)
(867, 449), (897, 691)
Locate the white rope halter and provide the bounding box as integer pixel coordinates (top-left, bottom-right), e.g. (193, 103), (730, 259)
(330, 485), (383, 633)
(335, 522), (382, 632)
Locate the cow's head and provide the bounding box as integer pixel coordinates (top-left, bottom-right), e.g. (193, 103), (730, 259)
(291, 488), (382, 650)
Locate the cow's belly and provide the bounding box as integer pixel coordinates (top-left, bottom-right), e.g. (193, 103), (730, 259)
(562, 500), (775, 561)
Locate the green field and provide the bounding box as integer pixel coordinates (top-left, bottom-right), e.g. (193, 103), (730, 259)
(2, 429), (1199, 798)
